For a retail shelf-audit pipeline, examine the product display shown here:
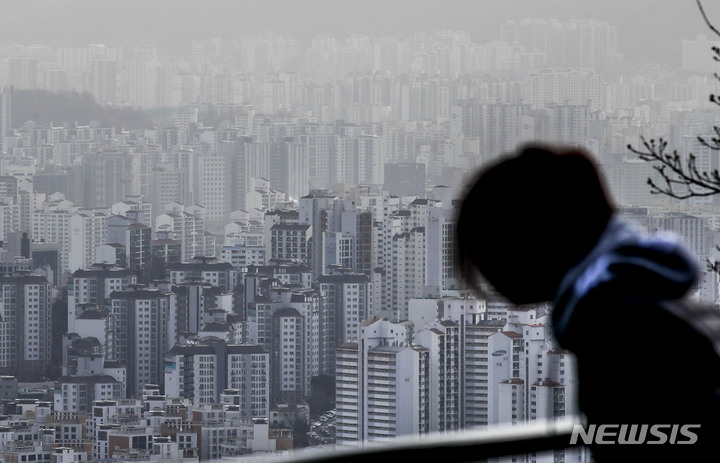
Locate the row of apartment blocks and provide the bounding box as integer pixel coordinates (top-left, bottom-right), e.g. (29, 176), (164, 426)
(61, 260), (369, 406)
(334, 301), (581, 456)
(0, 157), (459, 281)
(7, 187), (715, 302)
(0, 386), (293, 463)
(3, 100), (720, 241)
(0, 183), (583, 463)
(0, 187), (460, 378)
(0, 20), (621, 108)
(0, 117), (438, 225)
(0, 187), (710, 463)
(0, 188), (716, 383)
(5, 28), (707, 126)
(2, 74), (720, 245)
(2, 257), (582, 462)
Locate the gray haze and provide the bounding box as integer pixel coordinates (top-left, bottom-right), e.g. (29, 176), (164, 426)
(1, 0), (720, 460)
(0, 0), (715, 63)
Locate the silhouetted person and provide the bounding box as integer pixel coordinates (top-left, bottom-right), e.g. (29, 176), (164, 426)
(456, 145), (720, 461)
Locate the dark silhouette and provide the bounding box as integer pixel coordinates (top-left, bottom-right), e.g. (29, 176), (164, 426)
(457, 145), (613, 304)
(457, 144), (720, 461)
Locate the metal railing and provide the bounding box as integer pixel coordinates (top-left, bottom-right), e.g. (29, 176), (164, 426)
(238, 418), (582, 463)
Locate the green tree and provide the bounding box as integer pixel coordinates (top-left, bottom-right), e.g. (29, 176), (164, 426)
(291, 417), (311, 448)
(308, 375), (335, 416)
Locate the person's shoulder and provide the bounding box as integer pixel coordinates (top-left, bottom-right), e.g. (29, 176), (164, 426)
(663, 298), (720, 347)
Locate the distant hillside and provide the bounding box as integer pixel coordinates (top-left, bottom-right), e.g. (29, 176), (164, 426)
(11, 89), (153, 130)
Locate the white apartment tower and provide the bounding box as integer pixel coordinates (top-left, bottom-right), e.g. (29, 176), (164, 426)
(415, 320), (461, 432)
(425, 205), (460, 292)
(164, 340), (270, 416)
(336, 317), (429, 445)
(269, 289), (323, 405)
(487, 308), (582, 463)
(68, 209), (109, 272)
(32, 194), (77, 275)
(415, 297), (506, 429)
(192, 152), (232, 224)
(155, 210), (206, 261)
(386, 226), (425, 321)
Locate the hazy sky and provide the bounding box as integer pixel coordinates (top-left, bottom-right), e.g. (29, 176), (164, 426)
(0, 0), (717, 63)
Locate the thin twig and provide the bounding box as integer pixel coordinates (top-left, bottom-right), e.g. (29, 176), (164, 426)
(628, 135), (720, 199)
(697, 0), (720, 39)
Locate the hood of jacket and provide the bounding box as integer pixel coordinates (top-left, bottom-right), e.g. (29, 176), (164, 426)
(553, 216), (699, 337)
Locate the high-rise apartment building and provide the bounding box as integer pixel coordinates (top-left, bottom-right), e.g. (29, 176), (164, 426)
(109, 288), (170, 398)
(8, 58), (38, 90)
(156, 209), (207, 262)
(269, 289), (324, 406)
(67, 266), (137, 334)
(414, 297), (506, 430)
(192, 152), (232, 224)
(90, 59), (118, 104)
(107, 214), (152, 271)
(0, 274), (53, 380)
(165, 339), (269, 415)
(298, 193), (336, 278)
(523, 69), (603, 111)
(68, 209), (109, 272)
(0, 86), (11, 153)
(269, 223), (312, 263)
(167, 258), (237, 292)
(336, 317), (429, 445)
(486, 308), (582, 463)
(299, 125), (336, 190)
(79, 150), (134, 208)
(148, 165), (190, 219)
(318, 272), (373, 349)
(268, 139), (309, 202)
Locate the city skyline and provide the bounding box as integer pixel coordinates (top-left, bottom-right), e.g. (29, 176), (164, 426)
(0, 2), (717, 462)
(0, 0), (712, 65)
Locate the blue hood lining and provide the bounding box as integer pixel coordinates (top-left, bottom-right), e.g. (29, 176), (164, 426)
(553, 216), (699, 335)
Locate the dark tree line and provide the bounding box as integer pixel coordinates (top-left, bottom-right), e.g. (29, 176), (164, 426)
(11, 89), (152, 130)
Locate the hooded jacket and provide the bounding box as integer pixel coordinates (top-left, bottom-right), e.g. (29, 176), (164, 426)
(554, 217), (699, 340)
(552, 217), (720, 459)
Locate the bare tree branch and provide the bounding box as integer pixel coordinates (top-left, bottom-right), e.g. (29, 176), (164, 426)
(631, 2), (720, 202)
(697, 125), (720, 150)
(697, 0), (720, 39)
(628, 136), (720, 199)
(634, 2), (720, 274)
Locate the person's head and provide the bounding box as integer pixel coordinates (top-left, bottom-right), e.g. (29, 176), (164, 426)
(456, 144), (614, 304)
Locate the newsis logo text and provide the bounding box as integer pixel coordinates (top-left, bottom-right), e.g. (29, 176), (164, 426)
(570, 424), (700, 445)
